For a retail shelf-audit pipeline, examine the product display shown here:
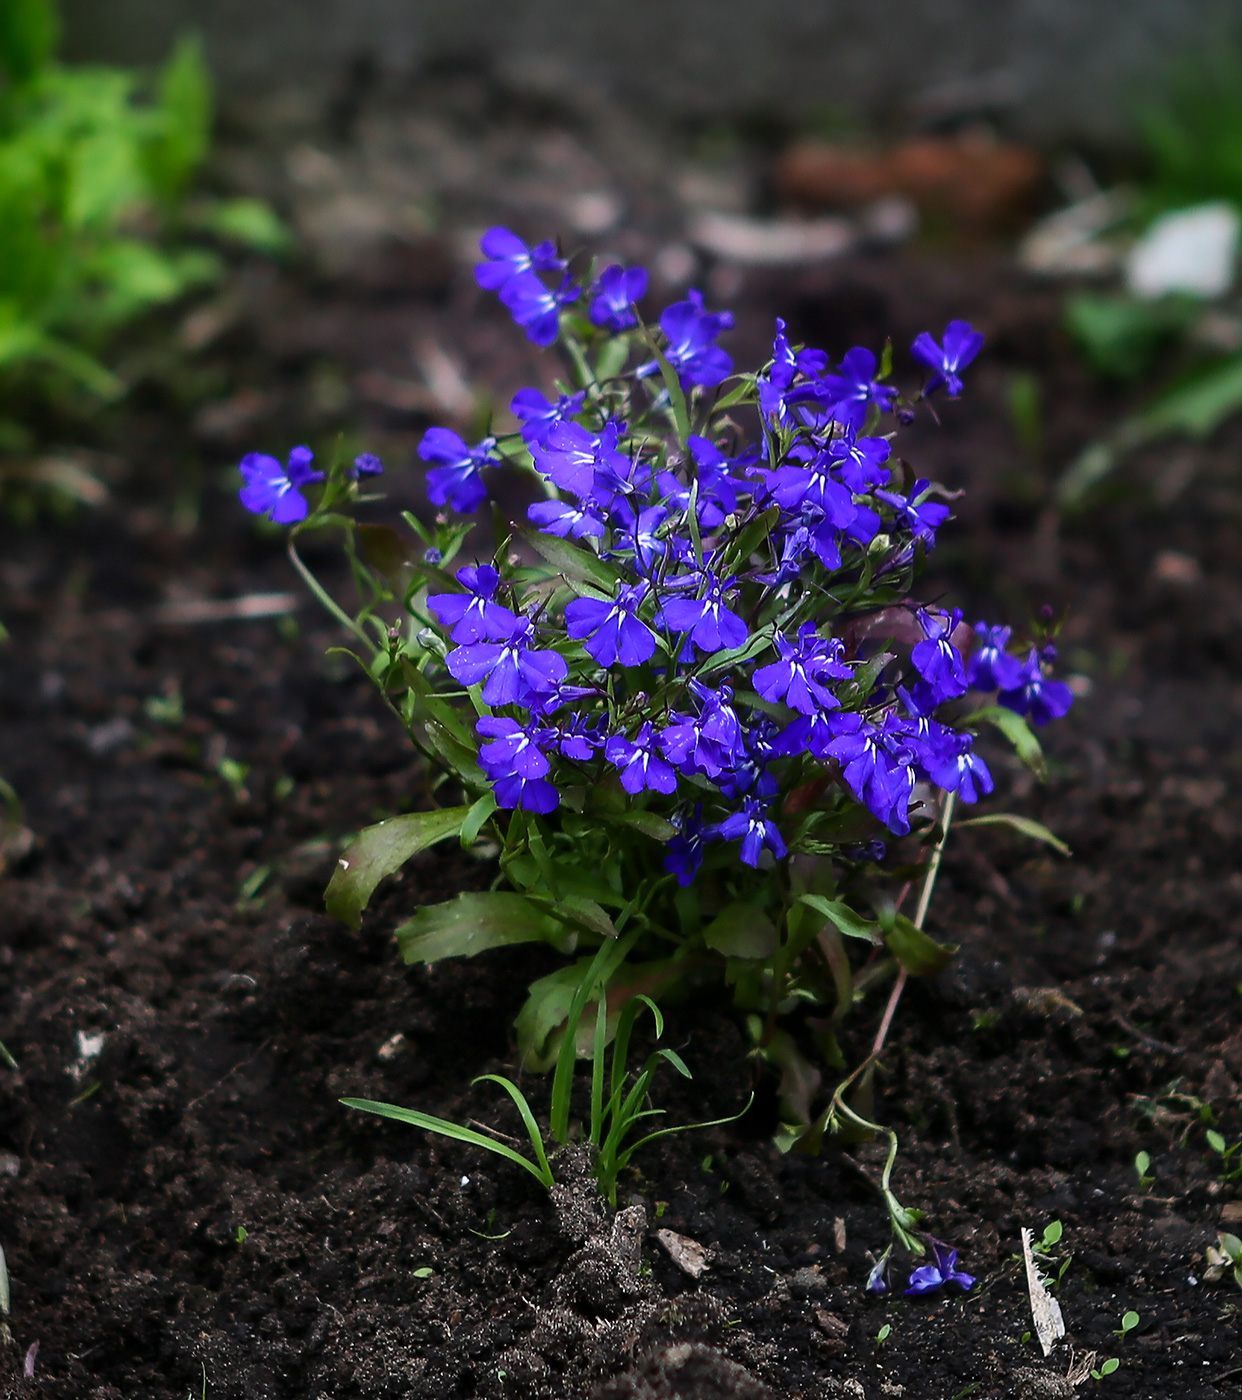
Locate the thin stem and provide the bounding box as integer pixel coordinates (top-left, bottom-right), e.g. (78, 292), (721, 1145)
(287, 532), (372, 647)
(870, 788), (958, 1063)
(913, 789), (957, 930)
(870, 966), (908, 1061)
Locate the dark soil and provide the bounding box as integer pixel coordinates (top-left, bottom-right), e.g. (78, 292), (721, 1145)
(2, 126), (1242, 1399)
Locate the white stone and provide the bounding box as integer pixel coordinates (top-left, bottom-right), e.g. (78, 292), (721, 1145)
(1125, 202), (1241, 300)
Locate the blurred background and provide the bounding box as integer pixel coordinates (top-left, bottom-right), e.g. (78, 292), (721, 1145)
(4, 0), (1242, 674)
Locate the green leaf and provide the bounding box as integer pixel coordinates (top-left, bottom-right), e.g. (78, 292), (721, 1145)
(594, 334), (632, 382)
(712, 377), (754, 410)
(396, 891), (568, 966)
(541, 894), (619, 940)
(143, 34), (213, 205)
(885, 914), (957, 976)
(0, 0), (57, 85)
(963, 705), (1047, 781)
(1206, 1129), (1228, 1155)
(598, 809), (677, 842)
(1137, 353), (1242, 440)
(762, 1027), (822, 1127)
(193, 196), (291, 255)
(516, 960), (594, 1072)
(956, 813), (1070, 857)
(459, 791), (497, 848)
(797, 894), (882, 943)
(357, 523), (415, 592)
(836, 651), (895, 707)
(341, 1097), (552, 1186)
(642, 333), (691, 443)
(515, 524), (619, 593)
(703, 903), (778, 960)
(325, 806), (470, 927)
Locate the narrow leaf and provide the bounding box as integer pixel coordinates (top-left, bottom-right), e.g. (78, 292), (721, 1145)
(326, 806), (470, 928)
(598, 809), (677, 842)
(341, 1098), (550, 1184)
(798, 894), (882, 943)
(884, 914), (957, 976)
(964, 705), (1047, 781)
(957, 813), (1070, 857)
(515, 524), (619, 592)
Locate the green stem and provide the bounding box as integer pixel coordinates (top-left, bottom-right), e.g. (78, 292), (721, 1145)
(287, 531), (372, 647)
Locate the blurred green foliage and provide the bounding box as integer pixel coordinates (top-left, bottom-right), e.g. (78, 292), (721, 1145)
(1137, 44), (1242, 217)
(1057, 38), (1242, 504)
(0, 0), (287, 469)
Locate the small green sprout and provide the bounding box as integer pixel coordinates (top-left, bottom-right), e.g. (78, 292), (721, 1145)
(1090, 1357), (1120, 1380)
(1133, 1150), (1154, 1191)
(233, 1225), (248, 1245)
(875, 1323), (892, 1348)
(1206, 1129), (1242, 1183)
(1115, 1310), (1140, 1341)
(412, 1267), (434, 1279)
(216, 756), (251, 803)
(144, 687), (185, 727)
(1029, 1218), (1072, 1289)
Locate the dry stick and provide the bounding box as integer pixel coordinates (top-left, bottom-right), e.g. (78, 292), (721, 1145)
(870, 788), (957, 1063)
(821, 789), (960, 1253)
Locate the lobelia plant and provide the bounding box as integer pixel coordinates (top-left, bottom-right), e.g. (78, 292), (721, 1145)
(239, 225), (1073, 1271)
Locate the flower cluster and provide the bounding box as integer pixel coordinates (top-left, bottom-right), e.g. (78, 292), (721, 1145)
(240, 227), (1071, 887)
(395, 229), (1068, 883)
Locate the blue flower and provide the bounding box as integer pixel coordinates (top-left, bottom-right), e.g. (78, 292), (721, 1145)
(475, 227), (565, 291)
(824, 714), (915, 834)
(998, 649), (1073, 727)
(753, 625), (851, 715)
(715, 798), (787, 868)
(757, 318), (827, 426)
(911, 608), (969, 705)
(533, 420), (630, 500)
(427, 564), (517, 643)
(660, 681), (744, 779)
(510, 387), (585, 447)
(605, 721), (678, 795)
(527, 497), (608, 540)
(611, 505), (672, 574)
(589, 264), (648, 331)
(658, 573), (748, 654)
(238, 446), (324, 524)
(759, 444), (858, 529)
(966, 622), (1025, 692)
(446, 616), (568, 706)
(565, 582), (659, 668)
(477, 716), (555, 780)
(824, 431), (891, 494)
(911, 321), (984, 398)
(818, 347), (897, 431)
(350, 452), (384, 479)
(923, 732), (994, 804)
(874, 479), (950, 545)
(664, 805), (710, 886)
(419, 427), (499, 514)
(499, 270), (579, 347)
(714, 717), (781, 801)
(865, 1248), (892, 1295)
(904, 1240), (975, 1296)
(638, 289), (734, 388)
